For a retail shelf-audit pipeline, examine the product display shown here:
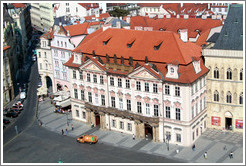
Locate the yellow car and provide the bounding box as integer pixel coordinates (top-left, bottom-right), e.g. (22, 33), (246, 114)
(76, 135), (98, 144)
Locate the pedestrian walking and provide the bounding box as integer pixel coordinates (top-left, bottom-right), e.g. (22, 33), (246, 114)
(192, 144), (196, 151)
(204, 152), (207, 159)
(229, 151), (233, 159)
(132, 134), (135, 140)
(71, 124), (74, 131)
(66, 129), (68, 136)
(91, 122), (94, 128)
(224, 145), (227, 151)
(61, 129), (64, 135)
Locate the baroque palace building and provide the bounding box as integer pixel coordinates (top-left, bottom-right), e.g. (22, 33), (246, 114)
(203, 4), (243, 132)
(64, 28), (209, 146)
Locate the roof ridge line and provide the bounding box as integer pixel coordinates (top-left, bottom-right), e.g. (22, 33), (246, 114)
(172, 32), (186, 64)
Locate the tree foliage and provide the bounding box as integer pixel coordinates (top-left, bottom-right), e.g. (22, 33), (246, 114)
(109, 7), (129, 17)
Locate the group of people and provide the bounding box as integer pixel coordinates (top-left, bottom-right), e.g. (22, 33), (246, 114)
(61, 124), (74, 136)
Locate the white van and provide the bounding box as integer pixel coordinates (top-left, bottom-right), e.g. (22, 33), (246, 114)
(20, 91), (26, 99)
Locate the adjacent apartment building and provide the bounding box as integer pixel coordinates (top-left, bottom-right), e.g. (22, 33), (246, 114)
(64, 28), (209, 146)
(203, 4), (243, 132)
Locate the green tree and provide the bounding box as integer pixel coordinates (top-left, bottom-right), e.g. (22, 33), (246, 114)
(109, 7), (129, 17)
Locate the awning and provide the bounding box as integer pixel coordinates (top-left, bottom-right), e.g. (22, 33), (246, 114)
(56, 98), (71, 108)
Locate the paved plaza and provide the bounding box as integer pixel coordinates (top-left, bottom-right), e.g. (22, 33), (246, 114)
(38, 98), (243, 163)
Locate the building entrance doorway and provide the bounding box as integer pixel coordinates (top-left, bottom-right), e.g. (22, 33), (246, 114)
(95, 112), (100, 126)
(225, 118), (232, 130)
(46, 76), (53, 94)
(144, 123), (153, 139)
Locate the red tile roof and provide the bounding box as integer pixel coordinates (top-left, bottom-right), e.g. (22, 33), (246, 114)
(130, 16), (222, 46)
(75, 28), (201, 65)
(78, 3), (99, 10)
(137, 3), (164, 7)
(11, 3), (26, 8)
(40, 28), (54, 40)
(84, 13), (110, 21)
(65, 28), (209, 84)
(3, 45), (10, 51)
(62, 22), (96, 37)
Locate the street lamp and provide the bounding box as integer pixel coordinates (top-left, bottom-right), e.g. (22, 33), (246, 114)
(66, 112), (69, 126)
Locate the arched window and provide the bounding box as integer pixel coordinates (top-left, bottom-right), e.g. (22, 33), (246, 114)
(240, 69), (243, 81)
(214, 67), (219, 79)
(226, 92), (232, 103)
(227, 68), (232, 80)
(239, 93), (243, 104)
(214, 91), (219, 102)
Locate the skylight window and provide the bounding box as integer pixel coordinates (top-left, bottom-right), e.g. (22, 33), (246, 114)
(103, 37), (112, 45)
(127, 39), (135, 48)
(154, 41), (163, 50)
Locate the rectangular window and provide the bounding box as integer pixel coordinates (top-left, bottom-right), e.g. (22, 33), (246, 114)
(100, 75), (104, 84)
(118, 78), (122, 87)
(127, 123), (132, 131)
(93, 74), (97, 83)
(111, 97), (115, 108)
(196, 128), (199, 136)
(200, 99), (203, 111)
(87, 73), (91, 82)
(74, 89), (78, 99)
(76, 110), (79, 117)
(176, 133), (181, 142)
(196, 103), (198, 115)
(79, 71), (83, 80)
(166, 106), (170, 118)
(146, 103), (150, 115)
(83, 112), (86, 119)
(165, 85), (170, 95)
(192, 132), (195, 140)
(55, 60), (59, 68)
(120, 121), (124, 129)
(95, 94), (99, 105)
(73, 70), (76, 79)
(154, 105), (159, 116)
(112, 120), (116, 127)
(101, 95), (105, 106)
(153, 83), (158, 93)
(192, 106), (194, 118)
(119, 98), (123, 110)
(145, 82), (149, 92)
(63, 73), (67, 80)
(175, 86), (180, 97)
(110, 77), (114, 86)
(137, 102), (142, 113)
(88, 92), (92, 103)
(126, 79), (130, 89)
(61, 41), (63, 47)
(176, 108), (180, 120)
(81, 90), (84, 100)
(127, 99), (131, 111)
(136, 81), (141, 91)
(56, 71), (60, 78)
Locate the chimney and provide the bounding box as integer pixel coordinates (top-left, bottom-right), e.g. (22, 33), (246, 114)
(184, 14), (189, 19)
(177, 14), (180, 19)
(208, 3), (210, 9)
(126, 16), (130, 23)
(181, 3), (183, 8)
(179, 29), (188, 42)
(116, 21), (121, 28)
(67, 30), (70, 36)
(166, 14), (171, 19)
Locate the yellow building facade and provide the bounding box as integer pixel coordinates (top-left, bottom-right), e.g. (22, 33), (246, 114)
(203, 49), (243, 132)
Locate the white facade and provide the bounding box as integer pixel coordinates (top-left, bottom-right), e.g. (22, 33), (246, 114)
(36, 35), (54, 96)
(67, 54), (208, 146)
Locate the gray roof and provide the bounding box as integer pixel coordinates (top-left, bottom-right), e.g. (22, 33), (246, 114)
(213, 4), (243, 50)
(111, 19), (130, 27)
(206, 33), (220, 43)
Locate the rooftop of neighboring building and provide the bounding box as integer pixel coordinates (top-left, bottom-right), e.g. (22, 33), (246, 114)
(3, 45), (11, 51)
(213, 4), (243, 50)
(10, 3), (26, 8)
(84, 13), (110, 21)
(78, 3), (99, 10)
(3, 5), (14, 28)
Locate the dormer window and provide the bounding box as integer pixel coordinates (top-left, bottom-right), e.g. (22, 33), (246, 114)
(170, 67), (174, 73)
(127, 39), (135, 48)
(154, 41), (163, 50)
(103, 36), (111, 45)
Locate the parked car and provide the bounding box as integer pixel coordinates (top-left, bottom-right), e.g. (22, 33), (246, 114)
(5, 111), (18, 118)
(76, 135), (98, 144)
(11, 105), (23, 111)
(12, 102), (23, 108)
(9, 109), (22, 114)
(3, 118), (10, 124)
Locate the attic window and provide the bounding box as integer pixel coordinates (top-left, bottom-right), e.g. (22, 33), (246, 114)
(224, 31), (228, 37)
(234, 19), (238, 24)
(159, 28), (165, 31)
(154, 41), (163, 50)
(127, 39), (135, 48)
(103, 37), (111, 45)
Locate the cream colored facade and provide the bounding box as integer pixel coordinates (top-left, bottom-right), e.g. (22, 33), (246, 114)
(203, 49), (243, 132)
(31, 3), (54, 32)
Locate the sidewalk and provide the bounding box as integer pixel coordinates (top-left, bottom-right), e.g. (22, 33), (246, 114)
(38, 98), (243, 163)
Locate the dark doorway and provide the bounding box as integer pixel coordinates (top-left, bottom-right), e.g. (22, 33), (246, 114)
(95, 112), (100, 126)
(57, 83), (62, 91)
(46, 76), (52, 94)
(225, 118), (232, 130)
(144, 123), (153, 139)
(9, 89), (12, 101)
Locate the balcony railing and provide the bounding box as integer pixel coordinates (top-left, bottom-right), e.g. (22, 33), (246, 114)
(85, 102), (159, 125)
